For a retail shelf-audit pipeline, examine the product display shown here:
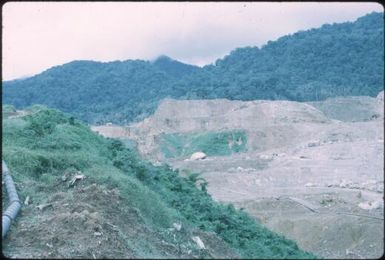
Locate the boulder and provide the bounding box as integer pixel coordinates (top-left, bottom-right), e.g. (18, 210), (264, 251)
(173, 222), (182, 231)
(259, 154), (271, 160)
(191, 236), (205, 249)
(358, 199), (383, 210)
(190, 152), (206, 161)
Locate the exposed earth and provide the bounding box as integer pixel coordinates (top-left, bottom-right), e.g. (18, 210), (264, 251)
(92, 91), (384, 259)
(2, 171), (238, 259)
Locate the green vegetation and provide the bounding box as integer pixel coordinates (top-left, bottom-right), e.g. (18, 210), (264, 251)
(2, 104), (16, 113)
(2, 12), (383, 125)
(2, 104), (17, 117)
(152, 55), (199, 78)
(2, 106), (316, 259)
(160, 130), (247, 158)
(200, 11), (384, 101)
(2, 106), (175, 230)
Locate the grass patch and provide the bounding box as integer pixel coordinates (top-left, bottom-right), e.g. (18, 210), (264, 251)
(159, 130), (247, 158)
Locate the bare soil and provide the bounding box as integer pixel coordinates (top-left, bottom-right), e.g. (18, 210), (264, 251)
(2, 175), (238, 259)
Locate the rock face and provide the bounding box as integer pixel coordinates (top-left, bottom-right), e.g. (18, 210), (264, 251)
(190, 152), (206, 161)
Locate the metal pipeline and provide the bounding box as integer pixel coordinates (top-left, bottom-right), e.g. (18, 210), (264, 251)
(2, 160), (22, 238)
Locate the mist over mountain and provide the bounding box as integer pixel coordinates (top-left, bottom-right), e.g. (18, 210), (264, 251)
(2, 12), (384, 124)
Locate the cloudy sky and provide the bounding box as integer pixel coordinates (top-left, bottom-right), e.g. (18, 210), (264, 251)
(2, 2), (383, 80)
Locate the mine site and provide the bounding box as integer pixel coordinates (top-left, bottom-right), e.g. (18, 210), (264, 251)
(92, 91), (384, 259)
(2, 3), (384, 259)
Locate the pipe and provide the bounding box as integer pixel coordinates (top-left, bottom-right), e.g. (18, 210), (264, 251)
(2, 160), (22, 238)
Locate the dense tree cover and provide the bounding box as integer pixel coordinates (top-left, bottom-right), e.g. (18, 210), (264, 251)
(3, 60), (179, 124)
(2, 12), (383, 124)
(197, 11), (384, 101)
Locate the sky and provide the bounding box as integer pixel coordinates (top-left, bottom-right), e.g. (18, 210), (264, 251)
(2, 2), (383, 81)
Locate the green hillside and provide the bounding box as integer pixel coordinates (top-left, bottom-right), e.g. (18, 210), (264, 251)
(152, 55), (200, 78)
(2, 12), (383, 124)
(2, 60), (177, 124)
(195, 11), (384, 101)
(2, 105), (316, 259)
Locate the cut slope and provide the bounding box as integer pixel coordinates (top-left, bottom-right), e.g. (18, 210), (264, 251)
(116, 92), (383, 161)
(123, 98), (331, 160)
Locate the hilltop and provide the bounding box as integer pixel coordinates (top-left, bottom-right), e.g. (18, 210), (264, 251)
(2, 12), (384, 124)
(151, 55), (200, 78)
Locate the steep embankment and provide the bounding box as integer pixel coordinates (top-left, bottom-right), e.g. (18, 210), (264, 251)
(3, 12), (383, 124)
(2, 105), (315, 259)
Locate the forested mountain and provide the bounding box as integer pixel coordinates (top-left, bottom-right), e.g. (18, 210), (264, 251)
(193, 11), (384, 101)
(3, 12), (384, 124)
(3, 60), (177, 123)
